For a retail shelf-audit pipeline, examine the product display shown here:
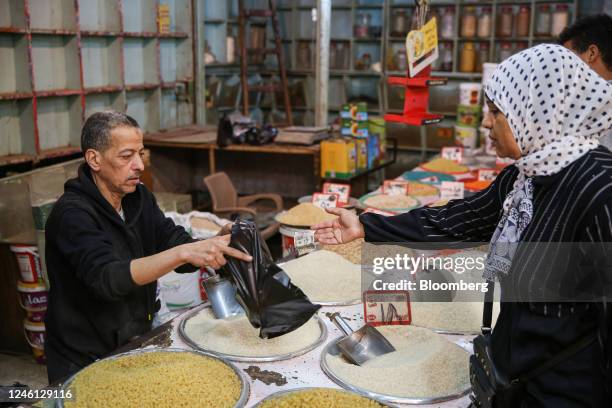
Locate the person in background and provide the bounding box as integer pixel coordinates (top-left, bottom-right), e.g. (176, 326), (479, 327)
(559, 13), (612, 149)
(44, 111), (251, 383)
(313, 45), (612, 406)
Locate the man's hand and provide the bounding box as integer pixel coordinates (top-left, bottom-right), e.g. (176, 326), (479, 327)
(179, 235), (252, 270)
(311, 207), (365, 245)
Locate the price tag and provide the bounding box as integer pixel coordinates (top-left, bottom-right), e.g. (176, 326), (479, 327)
(322, 183), (351, 205)
(441, 146), (464, 163)
(363, 291), (411, 326)
(363, 207), (397, 216)
(440, 181), (465, 200)
(383, 180), (409, 196)
(312, 193), (339, 209)
(477, 168), (498, 182)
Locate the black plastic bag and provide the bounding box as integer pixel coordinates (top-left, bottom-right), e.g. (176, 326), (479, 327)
(219, 219), (320, 339)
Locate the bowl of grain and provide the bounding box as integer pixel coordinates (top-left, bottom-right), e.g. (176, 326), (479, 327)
(358, 193), (421, 213)
(254, 387), (395, 407)
(59, 348), (249, 408)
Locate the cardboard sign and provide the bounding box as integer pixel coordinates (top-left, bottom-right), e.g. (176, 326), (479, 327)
(294, 230), (317, 256)
(363, 291), (411, 326)
(363, 207), (397, 216)
(312, 193), (339, 209)
(441, 146), (464, 163)
(477, 168), (498, 182)
(406, 17), (439, 77)
(322, 183), (351, 205)
(383, 180), (409, 196)
(440, 181), (465, 200)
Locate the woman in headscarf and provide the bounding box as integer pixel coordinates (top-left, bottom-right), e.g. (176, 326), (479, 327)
(313, 44), (612, 406)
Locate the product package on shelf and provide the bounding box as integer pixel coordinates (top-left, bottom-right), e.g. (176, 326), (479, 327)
(340, 102), (369, 138)
(321, 138), (357, 179)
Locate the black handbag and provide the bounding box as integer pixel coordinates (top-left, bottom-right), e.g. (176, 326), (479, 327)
(469, 282), (597, 408)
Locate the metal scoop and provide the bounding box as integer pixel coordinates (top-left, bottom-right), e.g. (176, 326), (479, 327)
(202, 274), (244, 319)
(332, 313), (396, 366)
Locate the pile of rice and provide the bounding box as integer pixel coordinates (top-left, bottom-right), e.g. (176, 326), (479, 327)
(64, 351), (241, 408)
(183, 308), (322, 357)
(411, 301), (500, 333)
(362, 194), (418, 211)
(277, 203), (337, 226)
(258, 388), (385, 408)
(325, 325), (469, 398)
(321, 238), (364, 264)
(407, 182), (439, 196)
(421, 158), (469, 174)
(190, 217), (222, 232)
(281, 250), (362, 304)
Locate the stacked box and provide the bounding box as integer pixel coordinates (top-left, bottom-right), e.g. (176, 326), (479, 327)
(355, 138), (368, 171)
(340, 102), (369, 138)
(368, 116), (386, 160)
(321, 138), (357, 179)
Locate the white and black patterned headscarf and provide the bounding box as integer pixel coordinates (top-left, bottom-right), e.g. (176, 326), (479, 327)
(483, 44), (612, 281)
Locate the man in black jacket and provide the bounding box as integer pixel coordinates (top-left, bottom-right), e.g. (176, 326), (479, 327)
(44, 111), (252, 383)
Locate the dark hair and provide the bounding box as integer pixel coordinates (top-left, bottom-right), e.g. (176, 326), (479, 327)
(557, 14), (612, 69)
(80, 111), (140, 153)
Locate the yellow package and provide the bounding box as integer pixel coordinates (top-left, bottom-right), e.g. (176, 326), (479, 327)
(321, 138), (356, 179)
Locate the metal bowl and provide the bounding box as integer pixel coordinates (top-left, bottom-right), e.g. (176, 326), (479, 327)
(320, 339), (471, 405)
(252, 387), (398, 407)
(57, 347), (250, 408)
(179, 304), (327, 363)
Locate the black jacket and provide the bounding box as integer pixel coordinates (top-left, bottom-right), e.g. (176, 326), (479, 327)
(44, 164), (196, 369)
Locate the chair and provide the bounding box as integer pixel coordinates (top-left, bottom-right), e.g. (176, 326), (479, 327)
(203, 172), (283, 240)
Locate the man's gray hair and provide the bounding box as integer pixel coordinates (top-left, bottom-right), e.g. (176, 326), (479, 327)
(81, 111), (140, 153)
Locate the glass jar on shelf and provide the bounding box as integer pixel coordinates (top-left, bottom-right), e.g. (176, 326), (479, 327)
(391, 9), (408, 37)
(354, 13), (371, 38)
(498, 42), (513, 63)
(440, 7), (455, 40)
(297, 42), (311, 69)
(536, 5), (552, 37)
(476, 42), (489, 73)
(395, 50), (407, 72)
(461, 6), (477, 38)
(552, 5), (570, 37)
(496, 6), (514, 38)
(460, 42), (476, 73)
(516, 5), (530, 37)
(477, 7), (492, 39)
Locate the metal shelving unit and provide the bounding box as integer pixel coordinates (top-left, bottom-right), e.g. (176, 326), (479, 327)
(0, 0), (195, 168)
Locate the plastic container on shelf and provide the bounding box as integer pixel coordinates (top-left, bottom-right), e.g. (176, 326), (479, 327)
(516, 5), (531, 37)
(354, 13), (371, 38)
(498, 42), (513, 63)
(392, 9), (408, 37)
(10, 245), (42, 283)
(459, 83), (483, 106)
(497, 6), (514, 38)
(477, 7), (492, 38)
(552, 5), (570, 37)
(440, 7), (455, 40)
(460, 42), (477, 73)
(476, 43), (489, 73)
(536, 5), (552, 37)
(461, 6), (477, 38)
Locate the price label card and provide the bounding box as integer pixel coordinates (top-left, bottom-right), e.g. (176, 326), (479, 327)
(440, 181), (465, 200)
(383, 180), (409, 196)
(441, 146), (464, 163)
(322, 183), (351, 205)
(312, 193), (339, 209)
(477, 168), (498, 182)
(363, 290), (411, 326)
(363, 207), (397, 216)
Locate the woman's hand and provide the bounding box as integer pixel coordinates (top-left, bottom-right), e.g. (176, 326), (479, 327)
(179, 235), (252, 269)
(311, 208), (365, 245)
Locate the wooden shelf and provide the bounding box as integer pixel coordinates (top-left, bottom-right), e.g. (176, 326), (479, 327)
(0, 154), (35, 167)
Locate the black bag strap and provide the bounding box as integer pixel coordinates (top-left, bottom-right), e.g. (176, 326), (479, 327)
(481, 280), (495, 335)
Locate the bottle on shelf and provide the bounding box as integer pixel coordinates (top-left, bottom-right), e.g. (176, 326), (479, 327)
(336, 42), (349, 70)
(476, 42), (489, 73)
(226, 30), (236, 64)
(516, 5), (530, 38)
(440, 7), (455, 40)
(391, 9), (408, 37)
(552, 5), (570, 37)
(498, 42), (513, 63)
(354, 13), (371, 38)
(395, 49), (407, 72)
(297, 42), (311, 69)
(460, 42), (477, 73)
(496, 6), (514, 38)
(440, 42), (453, 72)
(536, 5), (552, 37)
(461, 6), (477, 38)
(477, 7), (492, 39)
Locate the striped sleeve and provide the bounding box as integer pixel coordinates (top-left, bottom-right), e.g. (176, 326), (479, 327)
(360, 165), (519, 243)
(583, 203), (612, 242)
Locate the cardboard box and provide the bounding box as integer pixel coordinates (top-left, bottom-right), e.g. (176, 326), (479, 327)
(457, 105), (482, 128)
(369, 117), (386, 157)
(341, 102), (368, 121)
(367, 134), (380, 168)
(321, 138), (357, 179)
(355, 138), (368, 171)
